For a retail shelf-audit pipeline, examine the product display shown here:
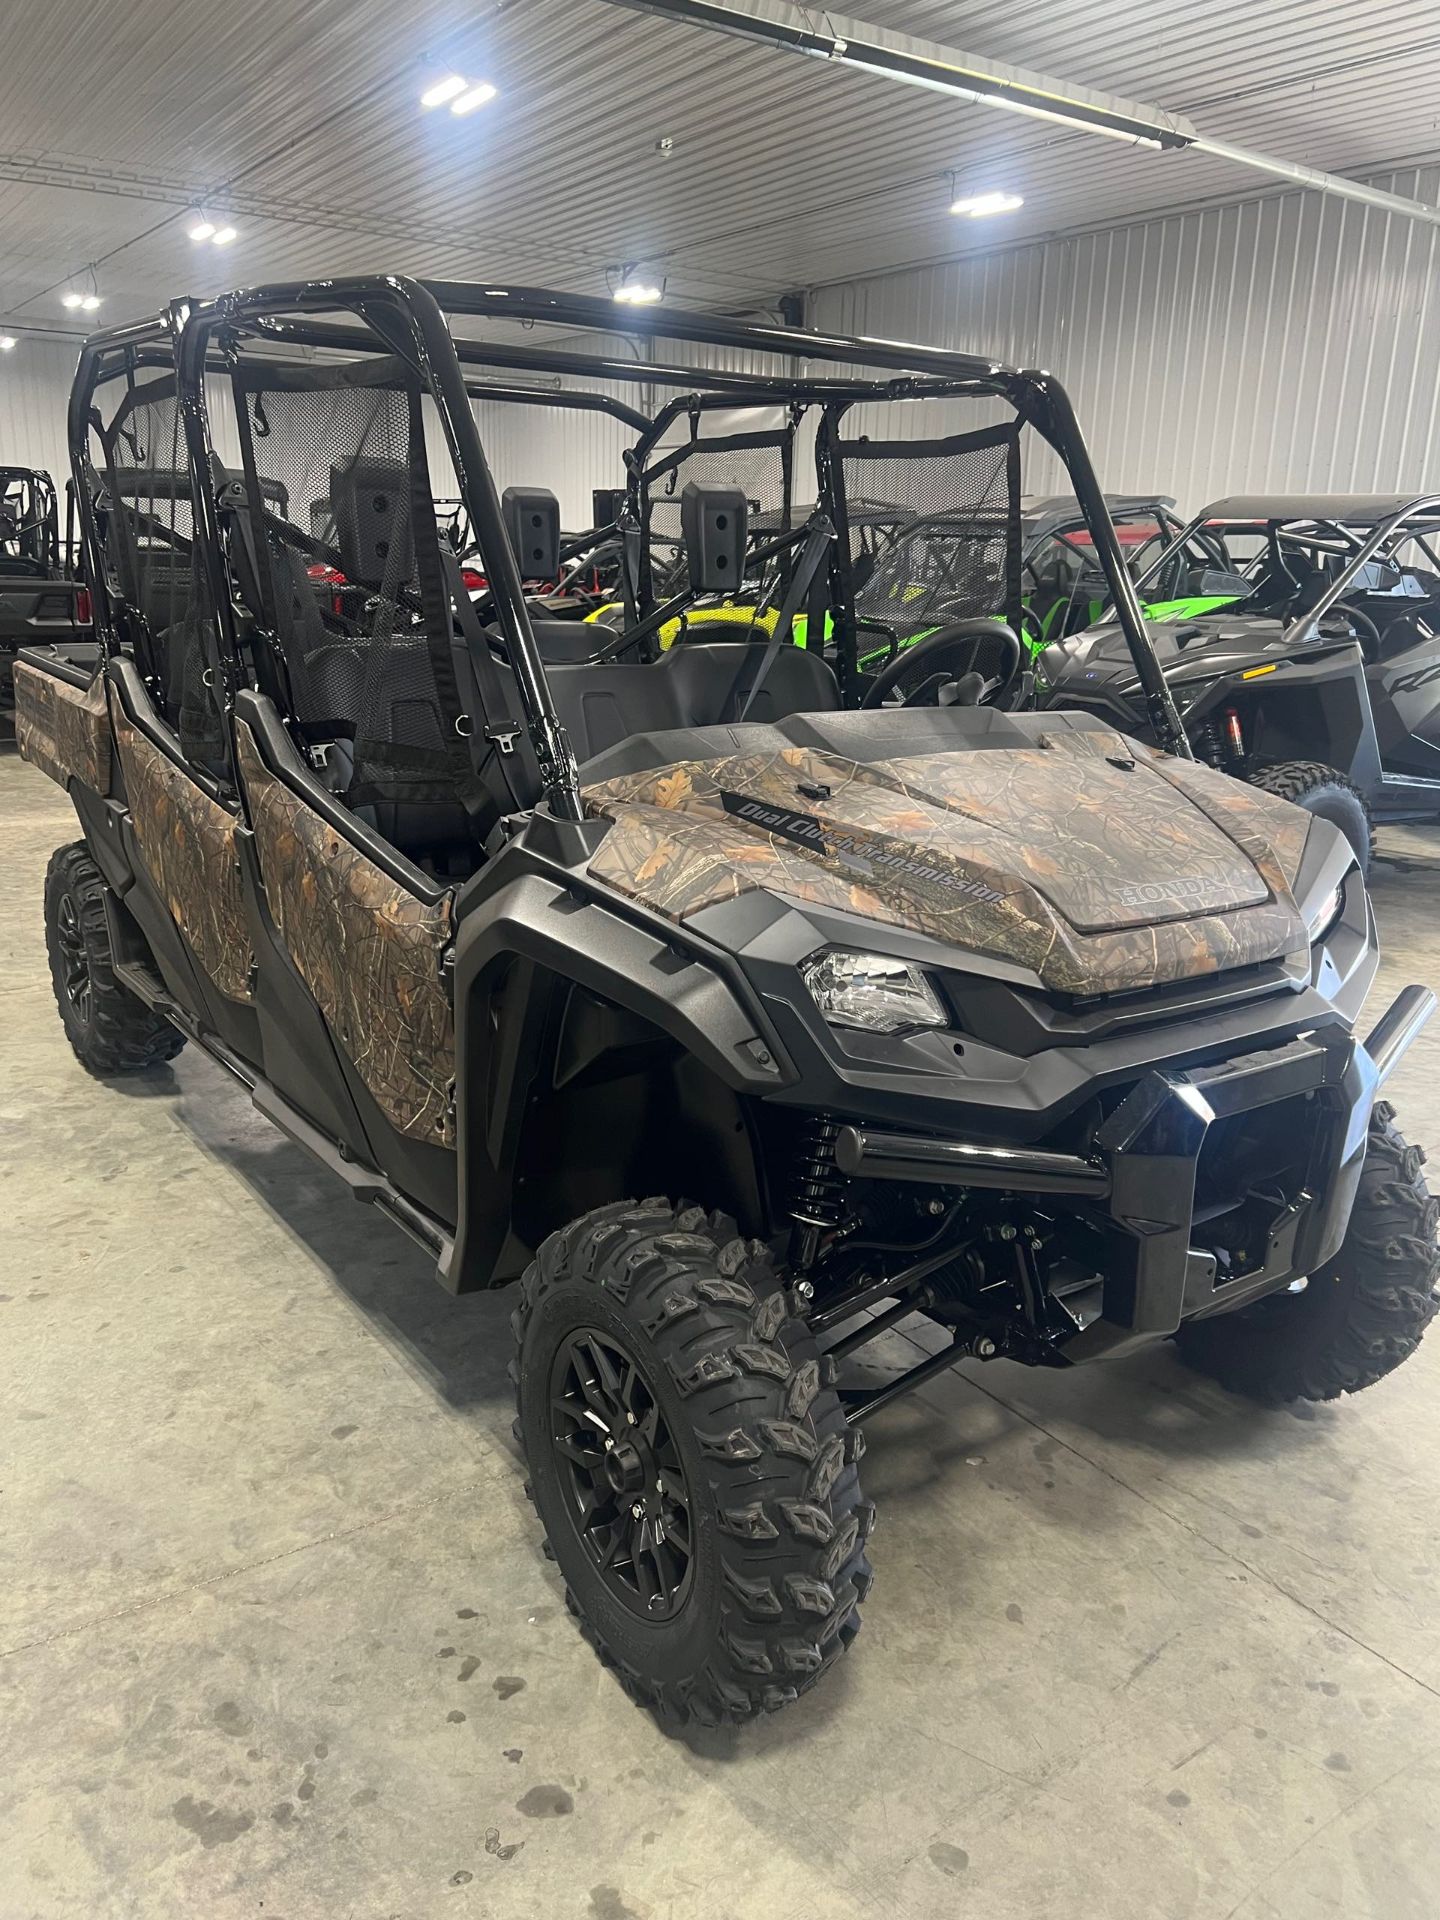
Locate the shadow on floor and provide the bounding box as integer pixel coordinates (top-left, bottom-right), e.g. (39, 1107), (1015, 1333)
(169, 1060), (516, 1415)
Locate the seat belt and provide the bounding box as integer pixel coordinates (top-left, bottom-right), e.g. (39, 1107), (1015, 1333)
(440, 545), (529, 817)
(736, 518), (834, 723)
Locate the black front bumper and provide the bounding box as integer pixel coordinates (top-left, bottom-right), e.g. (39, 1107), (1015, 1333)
(1071, 1024), (1373, 1356)
(838, 997), (1430, 1359)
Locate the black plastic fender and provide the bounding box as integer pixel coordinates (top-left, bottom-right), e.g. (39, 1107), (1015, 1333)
(445, 869), (793, 1291)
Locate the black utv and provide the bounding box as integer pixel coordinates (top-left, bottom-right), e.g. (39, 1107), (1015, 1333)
(0, 464), (91, 709)
(15, 280), (1438, 1731)
(1039, 494), (1440, 871)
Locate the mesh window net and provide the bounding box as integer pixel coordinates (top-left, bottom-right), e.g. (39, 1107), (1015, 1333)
(232, 372), (474, 807)
(836, 420), (1023, 650)
(101, 378), (228, 764)
(637, 423), (797, 608)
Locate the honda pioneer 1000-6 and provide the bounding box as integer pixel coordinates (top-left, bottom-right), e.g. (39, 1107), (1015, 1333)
(16, 281), (1437, 1730)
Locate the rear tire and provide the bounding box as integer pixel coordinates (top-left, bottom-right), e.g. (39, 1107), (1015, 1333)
(512, 1198), (873, 1728)
(43, 842), (185, 1076)
(1176, 1104), (1438, 1403)
(1247, 759), (1374, 875)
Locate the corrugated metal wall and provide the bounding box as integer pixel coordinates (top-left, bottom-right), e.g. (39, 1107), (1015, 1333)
(11, 160), (1440, 526)
(0, 337), (81, 491)
(0, 336), (246, 502)
(810, 162), (1440, 514)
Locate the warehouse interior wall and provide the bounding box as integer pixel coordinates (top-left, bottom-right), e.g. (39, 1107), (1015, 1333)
(809, 160), (1440, 516)
(14, 157), (1439, 534)
(0, 337), (81, 496)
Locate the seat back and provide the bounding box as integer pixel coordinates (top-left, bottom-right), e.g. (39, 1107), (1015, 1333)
(662, 640), (840, 726)
(528, 639), (841, 765)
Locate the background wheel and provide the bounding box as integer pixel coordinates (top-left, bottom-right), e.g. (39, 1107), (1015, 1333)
(1176, 1103), (1438, 1403)
(512, 1198), (873, 1729)
(1247, 759), (1374, 875)
(43, 842), (184, 1076)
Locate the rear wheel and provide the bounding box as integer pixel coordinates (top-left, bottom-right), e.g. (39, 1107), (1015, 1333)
(43, 843), (184, 1076)
(1247, 759), (1374, 875)
(1176, 1104), (1438, 1402)
(512, 1199), (873, 1728)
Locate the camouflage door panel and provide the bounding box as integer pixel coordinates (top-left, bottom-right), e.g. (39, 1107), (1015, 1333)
(582, 731), (1311, 996)
(110, 699), (255, 1003)
(233, 720), (455, 1145)
(13, 661), (112, 794)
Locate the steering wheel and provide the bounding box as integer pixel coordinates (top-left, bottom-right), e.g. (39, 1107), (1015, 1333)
(860, 620), (1024, 710)
(1320, 600), (1382, 656)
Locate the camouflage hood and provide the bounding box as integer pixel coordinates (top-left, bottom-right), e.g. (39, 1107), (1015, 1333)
(582, 726), (1313, 996)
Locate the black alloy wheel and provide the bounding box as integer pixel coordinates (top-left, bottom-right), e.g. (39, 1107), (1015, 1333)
(54, 888), (92, 1021)
(550, 1327), (694, 1620)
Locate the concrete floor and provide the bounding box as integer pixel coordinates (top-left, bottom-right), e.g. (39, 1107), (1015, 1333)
(5, 741), (1440, 1920)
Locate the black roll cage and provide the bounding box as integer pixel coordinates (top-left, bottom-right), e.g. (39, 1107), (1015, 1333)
(66, 274), (1191, 813)
(0, 463), (62, 572)
(1131, 499), (1440, 620)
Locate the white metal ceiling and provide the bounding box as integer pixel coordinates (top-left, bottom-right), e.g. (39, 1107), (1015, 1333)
(0, 0), (1437, 334)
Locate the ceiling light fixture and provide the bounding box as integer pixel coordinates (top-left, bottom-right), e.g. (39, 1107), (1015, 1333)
(0, 335), (16, 351)
(950, 189), (1024, 216)
(188, 213), (239, 246)
(613, 281), (663, 305)
(420, 73), (468, 108)
(80, 294), (101, 311)
(61, 292), (84, 309)
(450, 80), (498, 114)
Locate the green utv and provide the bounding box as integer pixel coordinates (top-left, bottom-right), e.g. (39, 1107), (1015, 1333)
(845, 492), (1182, 670)
(17, 280), (1438, 1730)
(1040, 495), (1440, 874)
(579, 495), (1180, 670)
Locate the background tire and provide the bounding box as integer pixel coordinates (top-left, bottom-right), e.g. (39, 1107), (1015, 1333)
(1176, 1103), (1438, 1403)
(1247, 759), (1374, 875)
(43, 842), (185, 1076)
(512, 1198), (873, 1729)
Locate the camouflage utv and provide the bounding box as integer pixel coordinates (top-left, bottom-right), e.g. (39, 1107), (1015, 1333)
(16, 278), (1438, 1730)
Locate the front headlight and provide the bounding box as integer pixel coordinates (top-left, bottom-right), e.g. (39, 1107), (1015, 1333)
(1306, 879), (1346, 942)
(801, 949), (947, 1035)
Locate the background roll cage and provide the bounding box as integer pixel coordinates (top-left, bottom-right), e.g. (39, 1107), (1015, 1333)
(67, 274), (1192, 823)
(0, 464), (62, 572)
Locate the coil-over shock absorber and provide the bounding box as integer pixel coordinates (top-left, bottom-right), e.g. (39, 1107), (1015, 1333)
(788, 1113), (850, 1272)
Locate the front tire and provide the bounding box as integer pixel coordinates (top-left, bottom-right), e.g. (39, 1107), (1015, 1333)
(1176, 1104), (1438, 1402)
(1247, 759), (1374, 875)
(512, 1199), (873, 1728)
(43, 843), (185, 1076)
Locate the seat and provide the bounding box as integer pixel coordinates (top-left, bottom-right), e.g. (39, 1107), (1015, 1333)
(529, 619), (610, 664)
(531, 639), (841, 765)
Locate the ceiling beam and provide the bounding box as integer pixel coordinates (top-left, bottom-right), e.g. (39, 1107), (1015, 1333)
(602, 0), (1440, 230)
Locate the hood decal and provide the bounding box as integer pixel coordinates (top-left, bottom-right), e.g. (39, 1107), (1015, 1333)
(719, 791), (1008, 905)
(583, 727), (1312, 995)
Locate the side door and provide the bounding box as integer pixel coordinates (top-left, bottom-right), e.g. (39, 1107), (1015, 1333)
(231, 688), (460, 1226)
(80, 398), (265, 1066)
(103, 658), (262, 1063)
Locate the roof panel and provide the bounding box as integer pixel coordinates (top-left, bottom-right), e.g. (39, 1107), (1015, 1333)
(0, 0), (1436, 336)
